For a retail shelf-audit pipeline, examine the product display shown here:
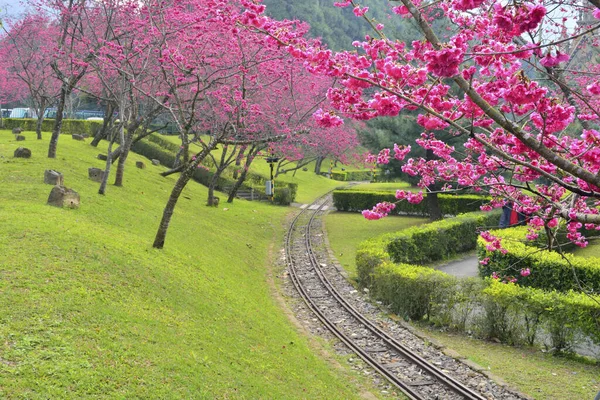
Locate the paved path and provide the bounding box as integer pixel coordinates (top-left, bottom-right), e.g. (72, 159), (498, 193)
(434, 254), (479, 278)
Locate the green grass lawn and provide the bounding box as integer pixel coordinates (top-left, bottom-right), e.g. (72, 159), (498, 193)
(324, 212), (427, 277)
(0, 130), (375, 399)
(421, 328), (600, 400)
(571, 239), (600, 258)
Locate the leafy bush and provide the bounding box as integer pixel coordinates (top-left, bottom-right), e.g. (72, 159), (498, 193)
(477, 230), (600, 293)
(385, 211), (500, 265)
(329, 169), (373, 181)
(274, 187), (293, 205)
(4, 118), (102, 135)
(333, 190), (490, 216)
(355, 211), (600, 356)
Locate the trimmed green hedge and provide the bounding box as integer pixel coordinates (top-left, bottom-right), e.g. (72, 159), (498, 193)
(477, 228), (600, 293)
(131, 136), (297, 204)
(330, 169), (373, 181)
(355, 211), (600, 354)
(356, 235), (600, 352)
(333, 190), (490, 216)
(385, 212), (501, 265)
(3, 118), (103, 136)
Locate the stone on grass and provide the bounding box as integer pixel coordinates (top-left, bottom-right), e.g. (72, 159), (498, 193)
(44, 170), (64, 185)
(151, 159), (160, 166)
(97, 154), (108, 161)
(47, 185), (80, 209)
(72, 134), (85, 141)
(12, 127), (23, 134)
(136, 161), (146, 169)
(15, 135), (25, 141)
(80, 133), (90, 138)
(14, 147), (31, 158)
(88, 167), (104, 182)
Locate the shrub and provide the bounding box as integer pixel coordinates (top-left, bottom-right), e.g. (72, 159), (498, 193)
(355, 211), (600, 356)
(3, 118), (102, 135)
(274, 187), (293, 205)
(333, 190), (490, 216)
(385, 211), (501, 265)
(477, 229), (600, 293)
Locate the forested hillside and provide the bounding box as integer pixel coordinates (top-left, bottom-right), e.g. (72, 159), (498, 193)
(263, 0), (421, 50)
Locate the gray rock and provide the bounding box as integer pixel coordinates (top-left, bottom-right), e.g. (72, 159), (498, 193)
(88, 167), (104, 182)
(44, 170), (64, 185)
(47, 185), (80, 209)
(97, 154), (108, 161)
(151, 159), (160, 166)
(15, 135), (25, 141)
(136, 161), (145, 169)
(72, 134), (85, 141)
(14, 147), (31, 158)
(80, 134), (90, 138)
(11, 127), (23, 134)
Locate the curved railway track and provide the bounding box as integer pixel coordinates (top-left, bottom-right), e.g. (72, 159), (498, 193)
(284, 193), (524, 400)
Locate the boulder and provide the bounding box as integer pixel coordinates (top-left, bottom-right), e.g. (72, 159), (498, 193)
(44, 170), (64, 185)
(88, 167), (105, 182)
(15, 135), (25, 141)
(12, 127), (22, 134)
(14, 147), (31, 158)
(136, 161), (146, 169)
(97, 154), (108, 161)
(47, 185), (80, 209)
(72, 134), (85, 141)
(151, 159), (161, 166)
(80, 134), (90, 138)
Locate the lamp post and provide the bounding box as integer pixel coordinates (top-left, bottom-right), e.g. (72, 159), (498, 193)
(265, 149), (280, 202)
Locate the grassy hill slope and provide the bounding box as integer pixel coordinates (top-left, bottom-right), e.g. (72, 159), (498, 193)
(0, 131), (367, 398)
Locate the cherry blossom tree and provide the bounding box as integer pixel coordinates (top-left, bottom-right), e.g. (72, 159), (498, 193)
(1, 14), (60, 139)
(244, 0), (600, 256)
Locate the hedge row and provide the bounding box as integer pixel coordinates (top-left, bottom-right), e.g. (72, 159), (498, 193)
(333, 190), (490, 217)
(330, 169), (373, 182)
(356, 220), (600, 353)
(477, 228), (600, 293)
(131, 137), (297, 204)
(3, 118), (103, 136)
(385, 211), (501, 265)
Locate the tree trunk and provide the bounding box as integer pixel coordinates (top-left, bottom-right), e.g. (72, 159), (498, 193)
(48, 86), (67, 158)
(227, 168), (249, 203)
(35, 98), (47, 140)
(425, 149), (442, 221)
(227, 146), (258, 203)
(207, 168), (226, 206)
(91, 105), (114, 147)
(114, 129), (135, 187)
(99, 133), (117, 195)
(232, 145), (247, 180)
(0, 102), (3, 129)
(314, 156), (324, 174)
(153, 142), (217, 249)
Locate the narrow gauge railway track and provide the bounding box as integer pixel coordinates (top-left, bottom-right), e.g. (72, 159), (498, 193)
(285, 194), (505, 400)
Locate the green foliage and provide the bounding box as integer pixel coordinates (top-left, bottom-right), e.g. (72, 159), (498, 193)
(4, 118), (102, 135)
(333, 190), (491, 217)
(386, 211), (500, 264)
(329, 169), (372, 181)
(273, 187), (293, 205)
(354, 210), (600, 356)
(477, 229), (600, 293)
(263, 0), (421, 51)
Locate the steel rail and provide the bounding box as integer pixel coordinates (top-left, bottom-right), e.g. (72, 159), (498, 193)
(303, 196), (487, 400)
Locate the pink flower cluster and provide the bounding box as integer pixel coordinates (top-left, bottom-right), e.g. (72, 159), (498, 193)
(362, 202), (396, 220)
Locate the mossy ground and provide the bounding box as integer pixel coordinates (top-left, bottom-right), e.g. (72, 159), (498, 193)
(0, 130), (376, 399)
